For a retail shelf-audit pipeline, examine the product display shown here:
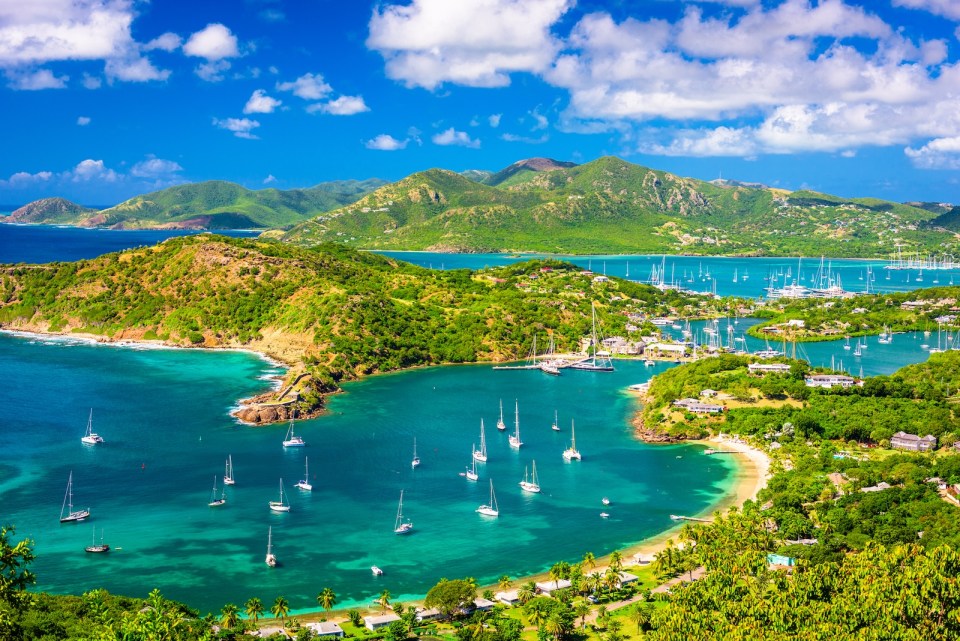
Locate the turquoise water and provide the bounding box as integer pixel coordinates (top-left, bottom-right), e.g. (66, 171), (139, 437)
(0, 332), (733, 614)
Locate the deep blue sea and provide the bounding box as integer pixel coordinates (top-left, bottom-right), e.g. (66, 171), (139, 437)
(0, 226), (941, 614)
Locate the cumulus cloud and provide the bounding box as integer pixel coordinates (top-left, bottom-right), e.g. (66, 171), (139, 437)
(432, 127), (480, 148)
(77, 116), (91, 126)
(130, 157), (183, 179)
(105, 56), (171, 82)
(0, 170), (54, 188)
(82, 73), (102, 89)
(906, 137), (960, 169)
(213, 117), (260, 139)
(489, 114), (502, 127)
(70, 159), (118, 182)
(145, 32), (182, 52)
(263, 174), (277, 184)
(184, 23), (239, 60)
(501, 133), (549, 144)
(367, 0), (574, 89)
(893, 0), (960, 20)
(244, 89), (282, 114)
(307, 95), (370, 115)
(7, 68), (68, 90)
(365, 134), (408, 151)
(277, 72), (332, 100)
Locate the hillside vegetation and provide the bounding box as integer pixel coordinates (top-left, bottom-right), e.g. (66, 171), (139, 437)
(281, 156), (952, 257)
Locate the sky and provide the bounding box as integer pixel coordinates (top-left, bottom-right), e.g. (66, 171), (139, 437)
(1, 0), (960, 206)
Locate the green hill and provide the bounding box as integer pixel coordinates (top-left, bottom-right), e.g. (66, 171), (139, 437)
(282, 156), (950, 257)
(7, 179), (385, 230)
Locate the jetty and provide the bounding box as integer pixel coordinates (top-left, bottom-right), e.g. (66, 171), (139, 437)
(703, 448), (737, 455)
(669, 515), (712, 523)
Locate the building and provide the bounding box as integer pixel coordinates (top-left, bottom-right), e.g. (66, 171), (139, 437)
(307, 622), (345, 638)
(805, 374), (856, 388)
(365, 613), (402, 631)
(536, 579), (572, 595)
(495, 590), (520, 606)
(748, 363), (792, 375)
(473, 597), (496, 611)
(416, 608), (442, 622)
(890, 431), (937, 452)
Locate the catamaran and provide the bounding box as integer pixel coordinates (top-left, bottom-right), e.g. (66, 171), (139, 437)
(269, 479), (291, 512)
(473, 419), (488, 462)
(562, 420), (582, 461)
(519, 460), (541, 493)
(570, 302), (614, 371)
(80, 408), (103, 445)
(411, 438), (420, 469)
(393, 490), (413, 534)
(509, 400), (523, 449)
(84, 526), (109, 553)
(265, 526), (277, 567)
(208, 475), (226, 507)
(59, 471), (90, 523)
(282, 420), (305, 447)
(296, 457), (313, 491)
(476, 479), (500, 517)
(496, 399), (506, 431)
(223, 455), (235, 486)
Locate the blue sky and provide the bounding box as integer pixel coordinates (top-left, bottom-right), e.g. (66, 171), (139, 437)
(2, 0), (960, 206)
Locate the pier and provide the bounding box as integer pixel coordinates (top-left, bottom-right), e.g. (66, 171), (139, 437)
(669, 515), (712, 523)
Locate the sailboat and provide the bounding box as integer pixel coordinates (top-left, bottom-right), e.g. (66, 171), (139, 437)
(269, 479), (291, 512)
(411, 438), (420, 469)
(562, 420), (582, 461)
(476, 479), (500, 517)
(551, 410), (560, 432)
(742, 268), (749, 281)
(80, 408), (103, 445)
(733, 267), (738, 283)
(223, 455), (235, 486)
(853, 341), (863, 357)
(84, 526), (109, 553)
(843, 336), (851, 350)
(208, 475), (226, 507)
(496, 399), (506, 431)
(393, 490), (413, 534)
(59, 471), (90, 523)
(878, 326), (892, 345)
(282, 420), (305, 447)
(519, 460), (541, 493)
(569, 302), (614, 371)
(508, 400), (523, 449)
(265, 526), (277, 567)
(296, 457), (313, 491)
(473, 419), (488, 462)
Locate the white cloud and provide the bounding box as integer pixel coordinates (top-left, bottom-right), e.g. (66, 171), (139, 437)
(145, 32), (182, 52)
(530, 107), (548, 131)
(77, 116), (91, 126)
(432, 127), (480, 148)
(263, 174), (277, 184)
(130, 157), (183, 179)
(308, 95), (370, 115)
(105, 55), (170, 82)
(367, 0), (574, 89)
(906, 137), (960, 169)
(0, 170), (53, 188)
(82, 73), (102, 89)
(365, 134), (408, 151)
(489, 114), (502, 128)
(70, 159), (118, 182)
(277, 72), (332, 100)
(195, 60), (231, 82)
(7, 68), (68, 90)
(183, 23), (239, 60)
(501, 133), (549, 144)
(893, 0), (960, 20)
(213, 117), (260, 139)
(244, 89), (282, 114)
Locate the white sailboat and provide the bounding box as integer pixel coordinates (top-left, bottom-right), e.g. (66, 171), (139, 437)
(843, 336), (851, 350)
(208, 475), (226, 507)
(269, 478), (291, 512)
(496, 399), (506, 431)
(223, 455), (235, 486)
(551, 410), (560, 432)
(84, 526), (109, 553)
(265, 526), (277, 567)
(569, 302), (614, 371)
(59, 471), (90, 523)
(562, 420), (582, 461)
(80, 408), (103, 445)
(411, 438), (420, 469)
(476, 479), (500, 517)
(461, 447), (479, 481)
(296, 457), (313, 491)
(282, 420), (305, 448)
(508, 400), (523, 449)
(473, 419), (488, 462)
(519, 460), (541, 493)
(393, 490), (413, 534)
(853, 341), (863, 357)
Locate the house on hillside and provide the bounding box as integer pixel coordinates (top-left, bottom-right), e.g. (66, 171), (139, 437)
(365, 614), (401, 631)
(891, 431), (937, 452)
(805, 374), (856, 388)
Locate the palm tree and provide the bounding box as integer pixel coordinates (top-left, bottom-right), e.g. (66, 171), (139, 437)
(517, 580), (537, 604)
(549, 560), (571, 589)
(245, 597), (264, 626)
(378, 589), (392, 612)
(572, 598), (591, 628)
(498, 575), (512, 592)
(582, 551), (596, 571)
(543, 614), (566, 641)
(220, 603), (240, 630)
(271, 595), (290, 627)
(628, 602), (652, 635)
(317, 587), (337, 613)
(524, 598), (550, 631)
(609, 550), (623, 573)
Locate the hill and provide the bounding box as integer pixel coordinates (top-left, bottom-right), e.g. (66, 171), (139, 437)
(282, 156), (950, 257)
(0, 234), (711, 421)
(7, 197), (97, 224)
(5, 179), (385, 230)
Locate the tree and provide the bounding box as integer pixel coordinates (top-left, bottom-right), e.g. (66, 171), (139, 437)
(572, 598), (591, 628)
(498, 575), (512, 592)
(220, 603), (240, 630)
(245, 597), (264, 626)
(549, 561), (571, 590)
(385, 619), (408, 641)
(0, 525), (35, 635)
(316, 587), (337, 613)
(424, 578), (476, 617)
(582, 551), (596, 571)
(609, 550), (623, 573)
(271, 595), (290, 627)
(517, 581), (537, 604)
(628, 602), (652, 635)
(378, 589), (391, 612)
(348, 610), (362, 627)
